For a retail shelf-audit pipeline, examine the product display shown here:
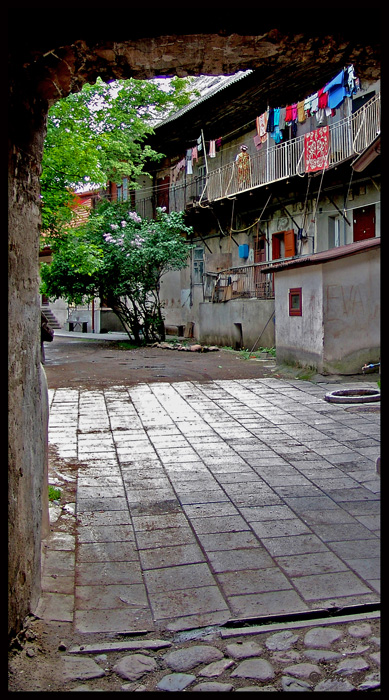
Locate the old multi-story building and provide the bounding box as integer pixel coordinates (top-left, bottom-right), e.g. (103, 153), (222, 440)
(123, 67), (380, 370)
(44, 67), (380, 372)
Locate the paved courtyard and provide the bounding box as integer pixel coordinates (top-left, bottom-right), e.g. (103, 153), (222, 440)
(40, 376), (380, 635)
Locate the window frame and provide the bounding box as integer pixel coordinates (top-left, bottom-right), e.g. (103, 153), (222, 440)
(193, 247), (204, 285)
(289, 287), (302, 316)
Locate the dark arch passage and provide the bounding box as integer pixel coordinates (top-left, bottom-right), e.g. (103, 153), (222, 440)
(8, 8), (380, 638)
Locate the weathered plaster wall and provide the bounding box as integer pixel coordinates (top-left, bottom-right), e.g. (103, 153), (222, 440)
(273, 267), (324, 370)
(199, 298), (275, 349)
(272, 246), (380, 374)
(322, 248), (380, 373)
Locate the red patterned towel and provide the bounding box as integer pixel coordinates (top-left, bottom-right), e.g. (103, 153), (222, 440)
(304, 126), (330, 173)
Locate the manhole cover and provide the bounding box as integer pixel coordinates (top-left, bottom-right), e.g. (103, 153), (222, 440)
(325, 388), (381, 404)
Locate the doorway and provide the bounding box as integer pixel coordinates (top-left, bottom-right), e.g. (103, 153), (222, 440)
(353, 204), (375, 242)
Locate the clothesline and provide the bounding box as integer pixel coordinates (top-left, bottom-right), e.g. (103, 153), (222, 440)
(172, 64), (360, 178)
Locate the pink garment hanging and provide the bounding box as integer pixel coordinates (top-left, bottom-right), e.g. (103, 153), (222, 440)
(257, 112), (268, 142)
(192, 146), (198, 161)
(292, 103), (298, 121)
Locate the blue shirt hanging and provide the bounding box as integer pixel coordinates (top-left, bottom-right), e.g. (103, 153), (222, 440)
(325, 69), (347, 110)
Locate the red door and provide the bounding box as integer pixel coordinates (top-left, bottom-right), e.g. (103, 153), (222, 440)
(353, 204), (375, 241)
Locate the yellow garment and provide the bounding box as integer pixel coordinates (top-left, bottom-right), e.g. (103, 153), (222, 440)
(236, 151), (251, 188)
(297, 100), (306, 123)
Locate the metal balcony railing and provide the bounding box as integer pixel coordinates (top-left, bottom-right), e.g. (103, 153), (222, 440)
(205, 92), (380, 202)
(131, 93), (380, 215)
(204, 262), (275, 302)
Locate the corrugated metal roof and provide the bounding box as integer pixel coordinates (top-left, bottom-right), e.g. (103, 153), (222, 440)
(262, 237), (380, 273)
(155, 71), (252, 128)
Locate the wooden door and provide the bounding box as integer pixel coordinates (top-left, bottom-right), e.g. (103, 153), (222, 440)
(254, 236), (267, 297)
(353, 204), (375, 241)
(284, 229), (296, 258)
(156, 176), (170, 213)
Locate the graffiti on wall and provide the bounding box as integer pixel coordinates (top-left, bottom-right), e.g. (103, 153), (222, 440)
(325, 283), (379, 322)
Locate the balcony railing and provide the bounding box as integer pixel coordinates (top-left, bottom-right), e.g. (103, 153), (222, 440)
(131, 93), (380, 215)
(205, 92), (380, 202)
(204, 262), (274, 302)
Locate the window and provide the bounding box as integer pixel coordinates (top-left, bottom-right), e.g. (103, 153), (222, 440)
(328, 216), (341, 248)
(193, 248), (204, 284)
(117, 177), (129, 202)
(122, 177), (128, 201)
(289, 287), (302, 316)
(272, 230), (295, 260)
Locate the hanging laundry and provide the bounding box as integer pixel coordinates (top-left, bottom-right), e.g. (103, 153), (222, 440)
(186, 149), (193, 174)
(266, 108), (275, 133)
(292, 103), (298, 121)
(297, 100), (306, 123)
(253, 134), (262, 151)
(285, 105), (293, 123)
(197, 135), (203, 152)
(278, 107), (286, 130)
(310, 92), (319, 113)
(304, 95), (312, 116)
(257, 112), (268, 142)
(304, 126), (330, 173)
(209, 140), (216, 158)
(345, 65), (360, 96)
(318, 87), (328, 110)
(192, 146), (198, 162)
(271, 128), (283, 144)
(172, 158), (185, 183)
(325, 69), (347, 109)
(215, 137), (222, 150)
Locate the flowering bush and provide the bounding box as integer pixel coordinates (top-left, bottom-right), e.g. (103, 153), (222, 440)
(40, 200), (193, 343)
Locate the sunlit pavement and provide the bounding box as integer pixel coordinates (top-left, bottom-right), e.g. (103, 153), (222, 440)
(39, 377), (380, 634)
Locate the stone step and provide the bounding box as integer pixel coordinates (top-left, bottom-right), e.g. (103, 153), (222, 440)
(41, 308), (62, 329)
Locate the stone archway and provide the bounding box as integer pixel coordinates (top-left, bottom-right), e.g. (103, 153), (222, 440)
(8, 11), (380, 638)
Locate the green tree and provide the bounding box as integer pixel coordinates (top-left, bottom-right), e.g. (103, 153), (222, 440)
(40, 76), (196, 240)
(40, 202), (193, 344)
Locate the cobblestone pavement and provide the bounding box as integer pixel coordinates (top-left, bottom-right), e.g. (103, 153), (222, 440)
(29, 375), (380, 691)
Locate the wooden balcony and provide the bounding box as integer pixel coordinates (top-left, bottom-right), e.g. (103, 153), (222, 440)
(204, 263), (274, 303)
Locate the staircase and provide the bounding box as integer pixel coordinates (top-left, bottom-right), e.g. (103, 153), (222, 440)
(41, 306), (62, 330)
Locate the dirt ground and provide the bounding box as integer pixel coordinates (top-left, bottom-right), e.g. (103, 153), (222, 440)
(43, 334), (378, 390)
(43, 336), (282, 389)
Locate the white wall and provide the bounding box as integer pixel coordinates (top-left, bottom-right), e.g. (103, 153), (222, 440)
(273, 266), (324, 370)
(273, 245), (380, 374)
(322, 248), (380, 373)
